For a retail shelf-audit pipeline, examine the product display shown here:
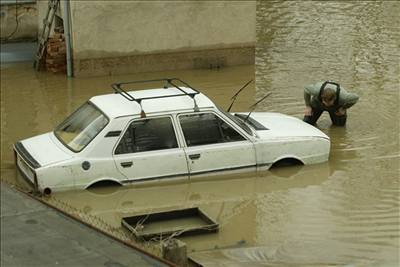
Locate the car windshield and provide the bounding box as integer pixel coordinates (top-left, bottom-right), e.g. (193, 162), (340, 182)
(54, 102), (109, 152)
(217, 106), (253, 136)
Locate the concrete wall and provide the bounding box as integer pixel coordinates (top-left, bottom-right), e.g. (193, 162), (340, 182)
(67, 1), (256, 76)
(0, 1), (37, 41)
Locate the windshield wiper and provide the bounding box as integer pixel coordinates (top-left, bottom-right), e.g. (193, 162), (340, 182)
(244, 92), (272, 121)
(227, 79), (253, 112)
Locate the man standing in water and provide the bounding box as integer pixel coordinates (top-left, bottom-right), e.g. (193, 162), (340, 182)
(303, 81), (359, 126)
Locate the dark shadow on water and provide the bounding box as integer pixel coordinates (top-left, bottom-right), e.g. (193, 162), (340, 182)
(87, 181), (122, 195)
(269, 164), (304, 178)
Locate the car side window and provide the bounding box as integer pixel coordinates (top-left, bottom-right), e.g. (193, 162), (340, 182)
(179, 113), (245, 146)
(115, 117), (178, 154)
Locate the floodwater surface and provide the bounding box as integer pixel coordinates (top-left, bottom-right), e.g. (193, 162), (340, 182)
(1, 1), (399, 266)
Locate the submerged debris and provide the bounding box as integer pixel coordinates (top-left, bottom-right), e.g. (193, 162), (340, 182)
(121, 207), (219, 241)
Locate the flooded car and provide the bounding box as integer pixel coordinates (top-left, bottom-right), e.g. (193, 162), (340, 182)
(14, 78), (330, 194)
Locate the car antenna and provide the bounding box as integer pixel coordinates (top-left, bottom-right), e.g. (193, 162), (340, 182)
(244, 92), (272, 121)
(227, 79), (253, 112)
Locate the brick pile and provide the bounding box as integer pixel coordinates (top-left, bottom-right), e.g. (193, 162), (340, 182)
(45, 30), (67, 73)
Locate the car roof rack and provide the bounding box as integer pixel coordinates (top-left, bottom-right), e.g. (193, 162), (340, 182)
(111, 78), (200, 117)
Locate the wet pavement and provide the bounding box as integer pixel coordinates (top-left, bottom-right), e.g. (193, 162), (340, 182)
(0, 183), (172, 267)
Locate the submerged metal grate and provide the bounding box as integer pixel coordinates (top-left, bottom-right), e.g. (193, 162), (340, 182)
(122, 207), (219, 241)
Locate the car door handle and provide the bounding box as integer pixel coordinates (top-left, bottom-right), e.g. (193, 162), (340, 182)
(189, 154), (201, 160)
(120, 161), (133, 168)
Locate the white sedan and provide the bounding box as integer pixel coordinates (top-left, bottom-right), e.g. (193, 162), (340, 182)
(14, 78), (330, 195)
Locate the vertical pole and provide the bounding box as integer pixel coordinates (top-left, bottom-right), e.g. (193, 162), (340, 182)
(62, 0), (73, 77)
(162, 239), (188, 267)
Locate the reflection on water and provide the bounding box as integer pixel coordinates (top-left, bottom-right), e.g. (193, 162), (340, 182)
(253, 1), (399, 266)
(48, 164), (332, 248)
(1, 1), (399, 266)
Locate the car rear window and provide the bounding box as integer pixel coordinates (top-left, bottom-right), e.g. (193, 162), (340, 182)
(54, 102), (109, 152)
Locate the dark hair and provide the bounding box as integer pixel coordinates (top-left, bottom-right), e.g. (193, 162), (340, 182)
(321, 88), (336, 102)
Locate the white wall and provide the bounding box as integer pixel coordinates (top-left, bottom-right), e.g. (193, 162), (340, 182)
(69, 1), (256, 59)
(35, 1), (255, 76)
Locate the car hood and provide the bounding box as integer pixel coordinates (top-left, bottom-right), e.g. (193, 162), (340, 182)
(19, 132), (73, 167)
(243, 112), (329, 140)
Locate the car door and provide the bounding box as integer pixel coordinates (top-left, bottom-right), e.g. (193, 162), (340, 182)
(178, 112), (256, 177)
(113, 116), (189, 183)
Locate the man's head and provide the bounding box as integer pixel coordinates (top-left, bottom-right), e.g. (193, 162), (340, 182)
(321, 87), (337, 107)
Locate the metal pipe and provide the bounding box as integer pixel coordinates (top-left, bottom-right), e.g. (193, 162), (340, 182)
(62, 0), (73, 77)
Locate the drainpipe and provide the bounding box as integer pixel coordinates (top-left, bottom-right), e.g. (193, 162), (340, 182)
(62, 0), (73, 77)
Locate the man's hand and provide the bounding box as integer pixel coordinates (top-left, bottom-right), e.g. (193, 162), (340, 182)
(335, 107), (346, 116)
(305, 106), (312, 116)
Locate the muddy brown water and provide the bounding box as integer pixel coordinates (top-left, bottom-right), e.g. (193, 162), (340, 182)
(1, 1), (399, 266)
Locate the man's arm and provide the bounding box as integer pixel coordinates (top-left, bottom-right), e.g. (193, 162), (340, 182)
(304, 84), (319, 116)
(340, 88), (359, 109)
(304, 84), (316, 106)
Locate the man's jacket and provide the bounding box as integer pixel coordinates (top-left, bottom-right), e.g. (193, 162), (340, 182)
(304, 81), (359, 109)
